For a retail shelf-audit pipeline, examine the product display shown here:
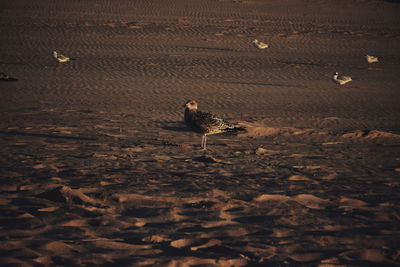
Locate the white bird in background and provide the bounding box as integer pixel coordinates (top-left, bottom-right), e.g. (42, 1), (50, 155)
(365, 55), (378, 64)
(333, 72), (352, 85)
(252, 39), (269, 49)
(53, 51), (71, 63)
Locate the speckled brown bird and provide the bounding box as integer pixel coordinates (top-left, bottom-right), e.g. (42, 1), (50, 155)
(183, 100), (245, 149)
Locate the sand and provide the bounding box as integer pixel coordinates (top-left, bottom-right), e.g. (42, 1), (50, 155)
(1, 0), (400, 266)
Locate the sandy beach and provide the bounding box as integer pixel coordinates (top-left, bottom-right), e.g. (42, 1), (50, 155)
(1, 0), (400, 266)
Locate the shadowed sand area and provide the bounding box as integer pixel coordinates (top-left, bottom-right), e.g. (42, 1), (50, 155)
(1, 0), (400, 266)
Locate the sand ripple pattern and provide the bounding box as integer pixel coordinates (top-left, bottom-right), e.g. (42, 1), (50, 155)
(2, 5), (400, 130)
(1, 0), (400, 265)
(0, 108), (399, 266)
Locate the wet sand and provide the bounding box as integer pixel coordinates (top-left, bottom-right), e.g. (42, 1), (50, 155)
(1, 0), (400, 266)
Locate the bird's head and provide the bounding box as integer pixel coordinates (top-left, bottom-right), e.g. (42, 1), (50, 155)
(184, 100), (198, 110)
(333, 72), (339, 80)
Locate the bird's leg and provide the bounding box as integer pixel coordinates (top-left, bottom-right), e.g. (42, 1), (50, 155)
(201, 135), (207, 150)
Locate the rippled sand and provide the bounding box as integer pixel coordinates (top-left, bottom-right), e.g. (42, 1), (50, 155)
(1, 0), (400, 266)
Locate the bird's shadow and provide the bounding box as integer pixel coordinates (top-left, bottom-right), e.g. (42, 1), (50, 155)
(282, 61), (322, 67)
(0, 77), (18, 82)
(0, 61), (25, 66)
(220, 81), (307, 88)
(158, 121), (193, 133)
(162, 126), (193, 133)
(183, 46), (234, 52)
(0, 130), (96, 141)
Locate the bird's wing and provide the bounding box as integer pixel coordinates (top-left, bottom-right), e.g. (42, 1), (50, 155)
(194, 111), (235, 131)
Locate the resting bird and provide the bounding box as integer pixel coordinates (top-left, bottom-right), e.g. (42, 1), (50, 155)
(183, 100), (244, 149)
(252, 39), (269, 49)
(53, 51), (71, 63)
(332, 72), (352, 85)
(0, 72), (17, 82)
(365, 55), (378, 64)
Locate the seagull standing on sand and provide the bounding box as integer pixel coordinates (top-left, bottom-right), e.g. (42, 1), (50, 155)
(365, 55), (378, 64)
(332, 72), (352, 85)
(183, 100), (244, 149)
(252, 39), (269, 49)
(53, 51), (71, 63)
